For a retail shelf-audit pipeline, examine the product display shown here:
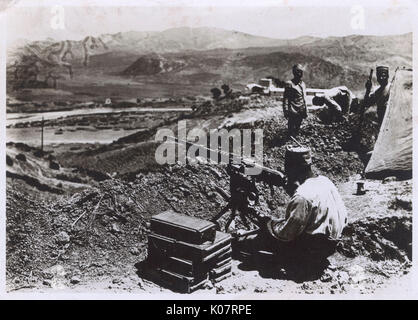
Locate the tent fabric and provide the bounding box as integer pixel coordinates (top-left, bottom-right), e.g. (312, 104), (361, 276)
(365, 69), (412, 179)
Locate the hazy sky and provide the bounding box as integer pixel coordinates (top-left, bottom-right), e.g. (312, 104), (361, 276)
(5, 0), (415, 44)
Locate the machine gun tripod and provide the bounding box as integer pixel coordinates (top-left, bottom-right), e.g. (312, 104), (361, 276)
(211, 162), (285, 238)
(164, 135), (287, 237)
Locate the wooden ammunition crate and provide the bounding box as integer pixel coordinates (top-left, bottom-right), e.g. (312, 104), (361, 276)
(140, 262), (209, 293)
(150, 211), (216, 244)
(210, 263), (232, 279)
(148, 230), (231, 263)
(148, 247), (232, 278)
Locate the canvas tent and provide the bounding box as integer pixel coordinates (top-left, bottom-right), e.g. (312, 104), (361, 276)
(365, 68), (412, 179)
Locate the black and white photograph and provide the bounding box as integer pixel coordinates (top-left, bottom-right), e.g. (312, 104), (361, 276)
(1, 0), (415, 298)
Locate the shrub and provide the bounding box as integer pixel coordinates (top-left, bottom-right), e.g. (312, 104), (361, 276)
(49, 161), (60, 170)
(6, 155), (13, 166)
(16, 153), (26, 162)
(210, 87), (222, 100)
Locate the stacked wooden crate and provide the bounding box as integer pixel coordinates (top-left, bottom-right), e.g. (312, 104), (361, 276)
(142, 210), (232, 293)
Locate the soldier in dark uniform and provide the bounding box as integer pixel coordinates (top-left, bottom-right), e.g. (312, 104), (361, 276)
(283, 64), (308, 138)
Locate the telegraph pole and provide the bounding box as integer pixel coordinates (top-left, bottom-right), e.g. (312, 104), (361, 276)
(41, 116), (44, 153)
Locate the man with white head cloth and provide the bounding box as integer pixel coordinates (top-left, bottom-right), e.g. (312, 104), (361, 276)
(237, 146), (348, 279)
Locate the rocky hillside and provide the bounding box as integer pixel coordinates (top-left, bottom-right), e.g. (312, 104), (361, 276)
(121, 53), (187, 76)
(120, 32), (411, 91)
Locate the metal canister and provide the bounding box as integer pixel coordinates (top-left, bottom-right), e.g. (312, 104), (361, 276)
(356, 182), (366, 195)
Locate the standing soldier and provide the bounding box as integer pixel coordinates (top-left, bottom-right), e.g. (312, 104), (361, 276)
(283, 64), (308, 138)
(364, 66), (391, 127)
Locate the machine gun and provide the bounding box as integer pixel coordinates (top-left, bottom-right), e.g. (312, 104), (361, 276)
(165, 136), (288, 237)
(211, 160), (287, 237)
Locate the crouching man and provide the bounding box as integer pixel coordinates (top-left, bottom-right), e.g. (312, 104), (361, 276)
(237, 146), (348, 280)
(312, 86), (356, 122)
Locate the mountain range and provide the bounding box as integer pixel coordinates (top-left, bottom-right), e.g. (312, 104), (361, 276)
(7, 27), (412, 98)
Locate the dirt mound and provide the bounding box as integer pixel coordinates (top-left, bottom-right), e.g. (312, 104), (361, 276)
(6, 171), (63, 194)
(6, 159), (291, 289)
(6, 142), (96, 193)
(191, 94), (278, 117)
(261, 111), (380, 182)
(6, 179), (150, 289)
(6, 158), (413, 292)
(338, 213), (412, 262)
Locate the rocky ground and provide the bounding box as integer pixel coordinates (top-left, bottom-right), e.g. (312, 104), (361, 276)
(5, 93), (413, 296)
(6, 171), (412, 295)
